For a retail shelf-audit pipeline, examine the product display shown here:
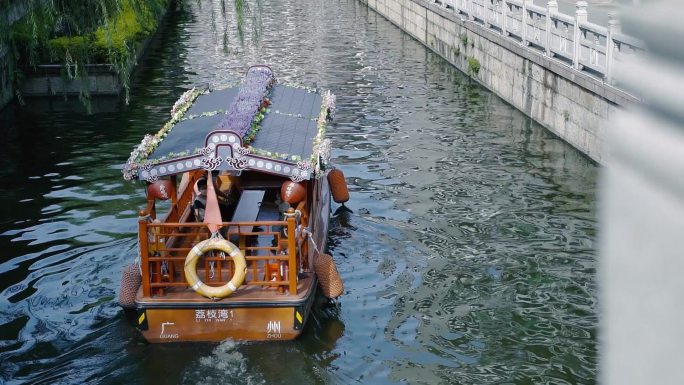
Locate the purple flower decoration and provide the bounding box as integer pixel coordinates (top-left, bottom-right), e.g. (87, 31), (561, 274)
(217, 66), (275, 138)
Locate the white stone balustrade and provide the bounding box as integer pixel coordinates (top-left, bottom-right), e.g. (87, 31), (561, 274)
(437, 0), (643, 86)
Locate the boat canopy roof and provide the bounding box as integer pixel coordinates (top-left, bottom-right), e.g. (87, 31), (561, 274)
(122, 66), (335, 182)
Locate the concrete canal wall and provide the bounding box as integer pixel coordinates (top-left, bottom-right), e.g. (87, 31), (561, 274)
(20, 65), (124, 97)
(359, 0), (642, 163)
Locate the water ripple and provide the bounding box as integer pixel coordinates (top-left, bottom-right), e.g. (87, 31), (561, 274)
(0, 0), (597, 383)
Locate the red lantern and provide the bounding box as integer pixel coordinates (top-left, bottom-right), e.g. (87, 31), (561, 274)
(281, 181), (306, 204)
(147, 179), (174, 201)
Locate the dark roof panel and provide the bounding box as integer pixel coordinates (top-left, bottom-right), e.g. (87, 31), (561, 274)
(150, 114), (225, 159)
(145, 85), (322, 163)
(250, 113), (318, 159)
(270, 85), (322, 118)
(187, 87), (239, 115)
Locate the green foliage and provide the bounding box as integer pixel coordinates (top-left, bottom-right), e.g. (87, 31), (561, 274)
(467, 57), (481, 76)
(1, 0), (168, 107)
(46, 1), (161, 62)
(1, 0), (258, 109)
(460, 33), (468, 48)
(95, 0), (162, 55)
(47, 36), (93, 61)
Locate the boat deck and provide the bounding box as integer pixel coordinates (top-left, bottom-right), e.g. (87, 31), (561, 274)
(136, 273), (315, 308)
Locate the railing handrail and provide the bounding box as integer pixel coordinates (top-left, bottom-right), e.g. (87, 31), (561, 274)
(550, 11), (574, 25)
(527, 3), (546, 16)
(148, 220), (288, 228)
(613, 32), (642, 48)
(579, 20), (607, 36)
(436, 0), (644, 89)
(139, 211), (299, 297)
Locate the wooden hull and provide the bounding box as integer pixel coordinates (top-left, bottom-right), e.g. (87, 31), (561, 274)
(124, 169), (332, 343)
(134, 277), (317, 342)
(135, 301), (316, 342)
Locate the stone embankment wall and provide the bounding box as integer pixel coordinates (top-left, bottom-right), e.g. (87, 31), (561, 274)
(360, 0), (641, 163)
(20, 65), (124, 97)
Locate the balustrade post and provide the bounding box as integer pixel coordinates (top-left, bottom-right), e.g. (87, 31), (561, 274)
(521, 0), (532, 45)
(573, 1), (588, 70)
(286, 210), (297, 294)
(485, 0), (491, 27)
(467, 0), (474, 20)
(606, 11), (620, 84)
(139, 217), (150, 297)
(546, 1), (557, 56)
(502, 0), (508, 35)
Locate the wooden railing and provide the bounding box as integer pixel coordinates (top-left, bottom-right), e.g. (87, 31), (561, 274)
(138, 215), (299, 297)
(439, 0), (644, 86)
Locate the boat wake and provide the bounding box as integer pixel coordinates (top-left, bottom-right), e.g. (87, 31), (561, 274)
(181, 340), (265, 385)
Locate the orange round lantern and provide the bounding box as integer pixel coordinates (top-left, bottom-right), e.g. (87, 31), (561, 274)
(147, 179), (173, 201)
(281, 181), (306, 205)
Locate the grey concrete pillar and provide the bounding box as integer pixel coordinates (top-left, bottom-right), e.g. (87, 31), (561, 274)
(601, 2), (684, 385)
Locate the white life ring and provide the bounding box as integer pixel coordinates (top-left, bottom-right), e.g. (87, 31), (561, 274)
(184, 238), (247, 299)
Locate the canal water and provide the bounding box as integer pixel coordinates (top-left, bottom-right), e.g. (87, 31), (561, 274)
(0, 0), (598, 384)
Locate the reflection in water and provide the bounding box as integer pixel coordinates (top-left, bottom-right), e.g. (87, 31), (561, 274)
(0, 0), (597, 384)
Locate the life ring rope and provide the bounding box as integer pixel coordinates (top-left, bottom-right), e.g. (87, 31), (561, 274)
(184, 237), (247, 299)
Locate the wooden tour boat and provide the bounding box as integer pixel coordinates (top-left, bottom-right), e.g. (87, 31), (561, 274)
(119, 66), (347, 342)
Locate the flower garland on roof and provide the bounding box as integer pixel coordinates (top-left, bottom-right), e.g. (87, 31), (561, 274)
(247, 90), (335, 166)
(122, 87), (205, 180)
(248, 147), (302, 162)
(217, 66), (275, 139)
(311, 90), (336, 176)
(170, 88), (199, 117)
(121, 79), (335, 180)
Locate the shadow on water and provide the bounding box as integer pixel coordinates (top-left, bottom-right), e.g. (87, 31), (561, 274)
(0, 0), (598, 384)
